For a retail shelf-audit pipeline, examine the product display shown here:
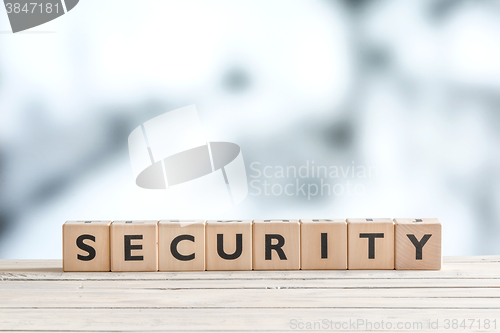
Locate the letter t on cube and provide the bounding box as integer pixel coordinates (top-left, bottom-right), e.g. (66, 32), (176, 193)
(347, 218), (394, 269)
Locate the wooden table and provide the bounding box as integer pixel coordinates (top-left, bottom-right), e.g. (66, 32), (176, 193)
(0, 256), (498, 332)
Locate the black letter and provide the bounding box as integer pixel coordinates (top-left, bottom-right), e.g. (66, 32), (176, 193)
(265, 234), (287, 260)
(321, 233), (328, 259)
(171, 234), (195, 261)
(76, 234), (96, 261)
(124, 235), (143, 261)
(406, 234), (432, 260)
(217, 234), (243, 260)
(359, 233), (384, 259)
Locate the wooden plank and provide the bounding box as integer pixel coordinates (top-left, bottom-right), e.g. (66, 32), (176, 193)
(2, 278), (500, 289)
(2, 280), (500, 296)
(441, 255), (500, 263)
(1, 255), (499, 270)
(0, 289), (499, 309)
(1, 257), (500, 281)
(0, 257), (499, 332)
(0, 309), (498, 332)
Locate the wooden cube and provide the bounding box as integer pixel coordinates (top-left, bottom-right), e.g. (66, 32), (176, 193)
(394, 218), (442, 270)
(206, 220), (252, 271)
(158, 220), (205, 271)
(253, 219), (300, 270)
(347, 218), (394, 270)
(63, 221), (111, 272)
(110, 220), (158, 272)
(300, 219), (347, 270)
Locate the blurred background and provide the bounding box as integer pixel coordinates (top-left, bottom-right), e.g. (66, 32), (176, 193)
(1, 0), (499, 259)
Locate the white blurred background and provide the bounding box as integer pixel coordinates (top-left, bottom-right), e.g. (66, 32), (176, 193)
(1, 0), (499, 258)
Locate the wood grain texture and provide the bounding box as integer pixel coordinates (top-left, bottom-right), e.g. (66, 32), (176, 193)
(62, 221), (111, 272)
(395, 218), (442, 270)
(206, 220), (253, 271)
(110, 220), (158, 272)
(300, 219), (347, 270)
(347, 218), (395, 270)
(253, 220), (300, 270)
(0, 256), (499, 332)
(158, 220), (205, 271)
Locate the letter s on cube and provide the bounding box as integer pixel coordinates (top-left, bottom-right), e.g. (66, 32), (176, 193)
(63, 221), (111, 272)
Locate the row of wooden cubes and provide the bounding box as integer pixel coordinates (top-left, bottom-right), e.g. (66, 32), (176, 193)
(63, 218), (441, 272)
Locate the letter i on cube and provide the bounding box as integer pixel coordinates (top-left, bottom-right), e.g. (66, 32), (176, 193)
(300, 219), (347, 270)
